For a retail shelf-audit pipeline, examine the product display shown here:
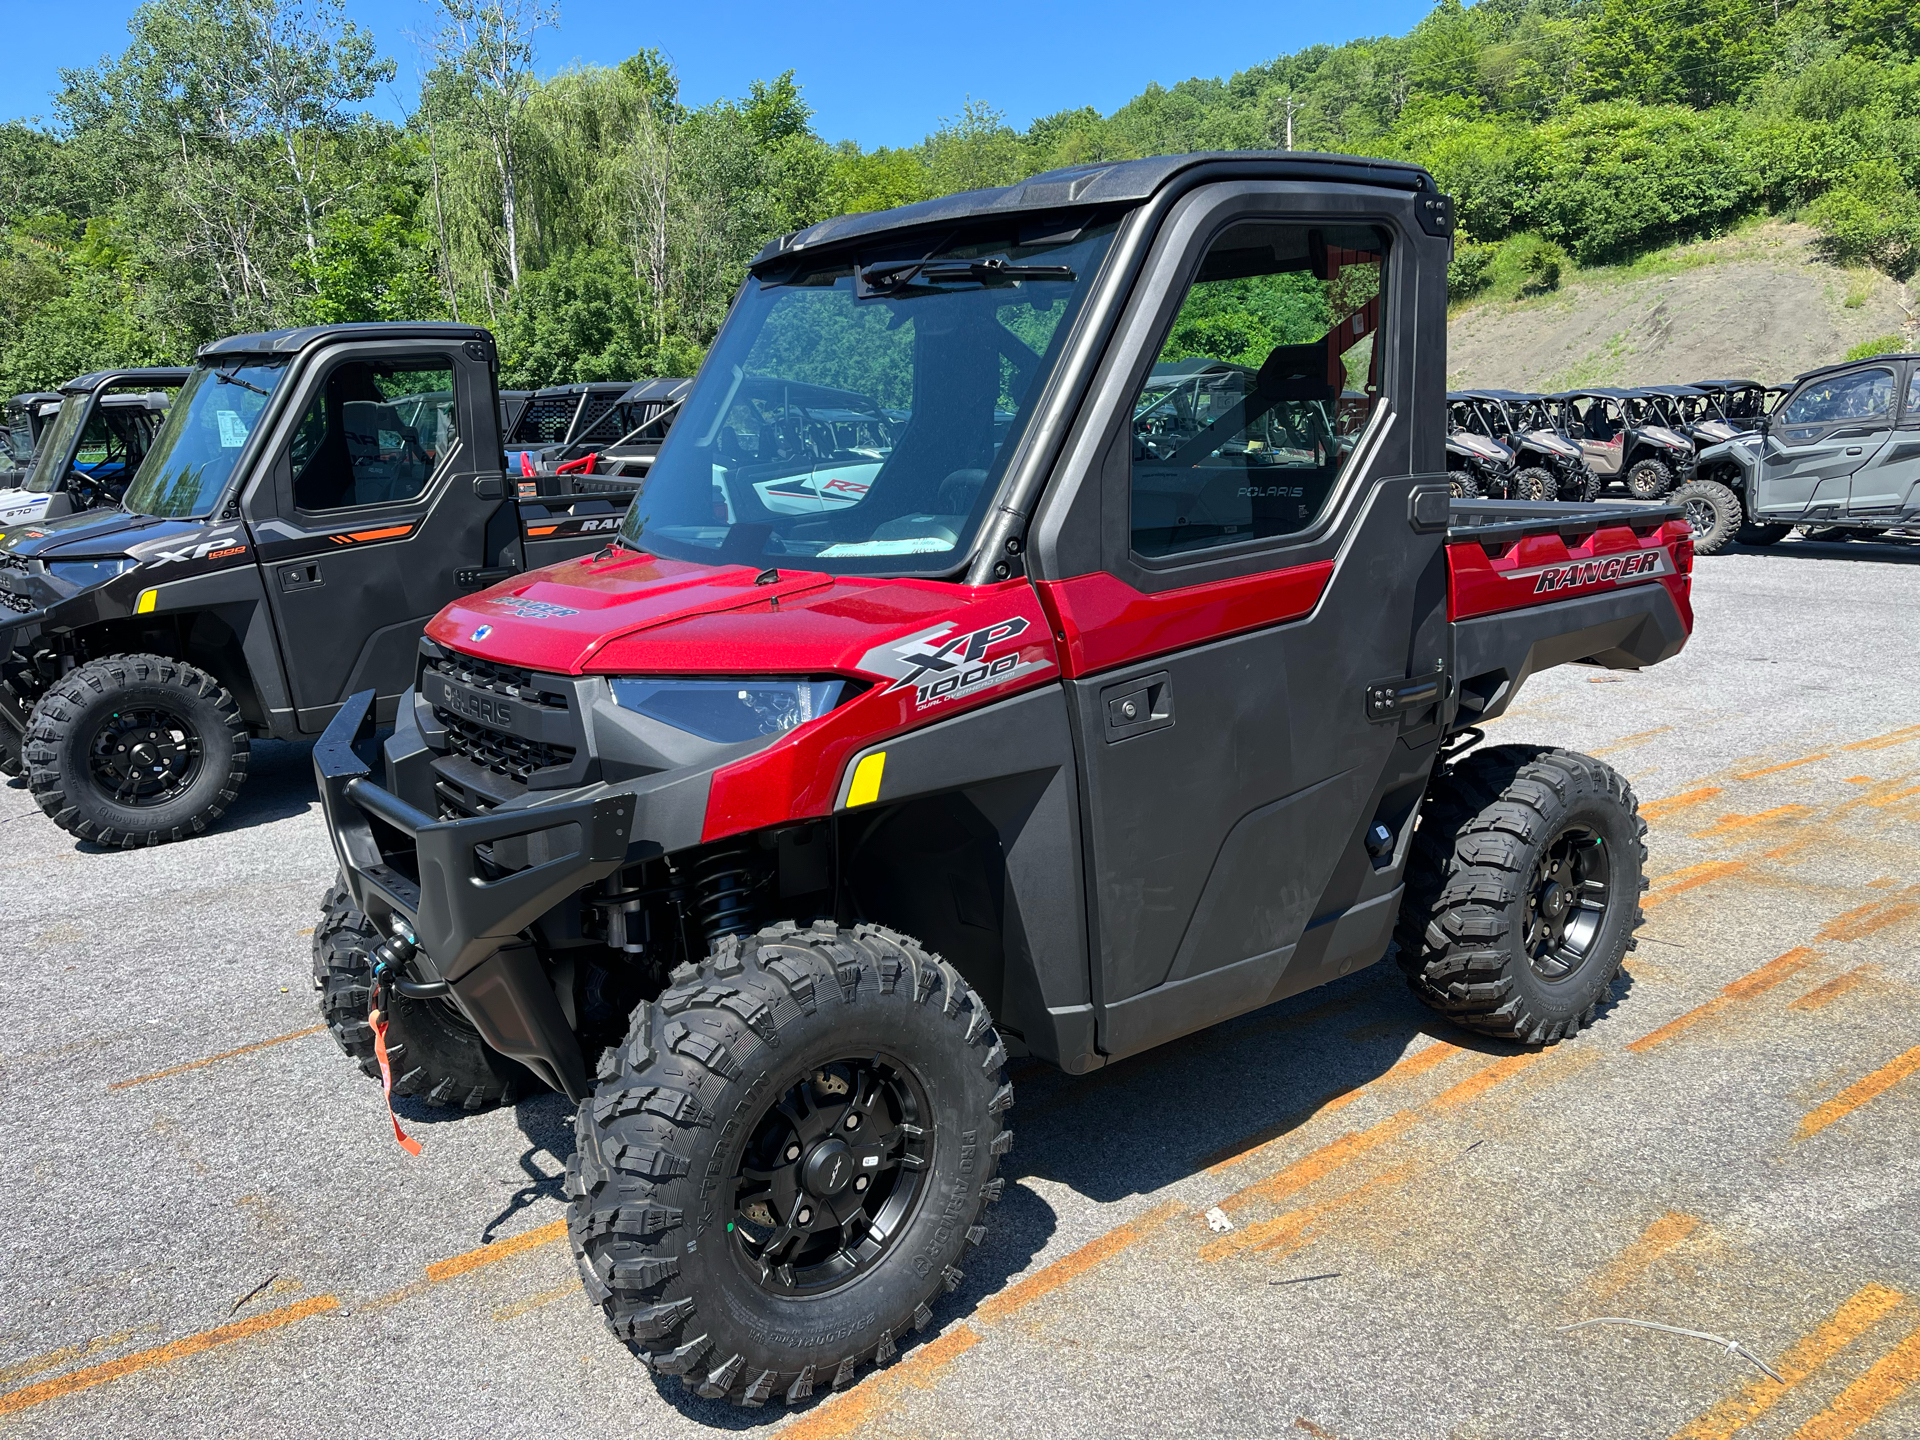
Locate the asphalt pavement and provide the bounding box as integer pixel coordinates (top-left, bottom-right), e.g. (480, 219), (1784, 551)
(3, 531), (1919, 1440)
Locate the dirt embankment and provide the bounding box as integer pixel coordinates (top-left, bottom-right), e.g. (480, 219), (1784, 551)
(1447, 222), (1915, 391)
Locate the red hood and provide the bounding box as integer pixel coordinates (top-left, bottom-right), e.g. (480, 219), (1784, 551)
(427, 549), (1034, 680)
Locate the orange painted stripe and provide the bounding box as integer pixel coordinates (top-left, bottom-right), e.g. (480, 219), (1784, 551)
(1818, 901), (1920, 943)
(1863, 785), (1920, 809)
(1588, 1211), (1700, 1301)
(1641, 787), (1724, 821)
(1643, 860), (1749, 909)
(1840, 724), (1920, 752)
(108, 1025), (327, 1091)
(1797, 1046), (1920, 1140)
(1789, 966), (1875, 1013)
(1669, 1283), (1905, 1440)
(1789, 1321), (1920, 1440)
(0, 1295), (339, 1416)
(776, 1324), (981, 1440)
(1627, 948), (1819, 1052)
(1692, 806), (1813, 837)
(1591, 727), (1672, 755)
(1428, 1051), (1540, 1109)
(1200, 1163), (1418, 1263)
(972, 1200), (1183, 1325)
(424, 1219), (569, 1282)
(346, 524), (413, 543)
(1198, 1038), (1461, 1173)
(1735, 754), (1829, 780)
(1217, 1111), (1418, 1215)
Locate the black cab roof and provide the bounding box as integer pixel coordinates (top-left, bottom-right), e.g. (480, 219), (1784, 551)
(198, 322), (492, 359)
(60, 366), (191, 394)
(1789, 352), (1920, 386)
(750, 151), (1441, 269)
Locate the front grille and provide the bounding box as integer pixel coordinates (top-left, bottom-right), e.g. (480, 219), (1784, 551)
(0, 552), (27, 574)
(0, 588), (32, 614)
(438, 711), (576, 786)
(426, 653), (569, 709)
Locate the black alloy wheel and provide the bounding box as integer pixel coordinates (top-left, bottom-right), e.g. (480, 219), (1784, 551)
(1524, 826), (1609, 980)
(730, 1057), (931, 1295)
(87, 705), (202, 806)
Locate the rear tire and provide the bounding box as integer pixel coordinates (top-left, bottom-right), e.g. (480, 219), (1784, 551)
(1512, 467), (1555, 501)
(567, 921), (1010, 1405)
(1671, 479), (1741, 554)
(1625, 458), (1673, 499)
(312, 876), (535, 1109)
(24, 653), (247, 846)
(1395, 745), (1645, 1044)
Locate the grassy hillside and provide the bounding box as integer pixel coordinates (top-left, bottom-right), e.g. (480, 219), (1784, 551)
(1447, 221), (1915, 390)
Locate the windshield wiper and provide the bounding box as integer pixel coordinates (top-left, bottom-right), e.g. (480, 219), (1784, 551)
(860, 256), (1075, 293)
(215, 370), (271, 397)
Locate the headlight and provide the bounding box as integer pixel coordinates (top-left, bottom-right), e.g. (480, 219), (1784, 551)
(609, 677), (848, 742)
(48, 557), (138, 588)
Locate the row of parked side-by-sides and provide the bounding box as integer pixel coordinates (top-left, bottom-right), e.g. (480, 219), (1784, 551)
(1450, 357), (1920, 554)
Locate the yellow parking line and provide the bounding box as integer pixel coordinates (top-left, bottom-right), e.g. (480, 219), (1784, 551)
(776, 1324), (982, 1439)
(1587, 1211), (1701, 1302)
(973, 1200), (1184, 1325)
(1628, 948), (1820, 1052)
(1641, 787), (1724, 822)
(107, 1025), (327, 1091)
(1734, 754), (1829, 780)
(1789, 966), (1876, 1013)
(1668, 1283), (1904, 1440)
(424, 1218), (569, 1283)
(1789, 1321), (1920, 1440)
(1797, 1046), (1920, 1141)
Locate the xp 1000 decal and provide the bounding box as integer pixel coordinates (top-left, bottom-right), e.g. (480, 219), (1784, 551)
(859, 616), (1052, 708)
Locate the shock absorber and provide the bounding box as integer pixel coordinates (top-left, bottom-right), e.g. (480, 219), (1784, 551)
(692, 846), (758, 942)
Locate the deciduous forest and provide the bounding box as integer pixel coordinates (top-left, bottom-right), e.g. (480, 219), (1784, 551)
(1, 0), (1913, 391)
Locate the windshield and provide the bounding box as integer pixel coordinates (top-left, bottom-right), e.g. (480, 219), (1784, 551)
(20, 395), (89, 493)
(4, 404), (37, 469)
(621, 224), (1116, 574)
(123, 360), (286, 518)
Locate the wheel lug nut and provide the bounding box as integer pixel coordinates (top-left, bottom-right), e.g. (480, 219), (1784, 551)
(845, 1113), (861, 1130)
(796, 1207), (812, 1225)
(786, 1144), (800, 1161)
(854, 1176), (868, 1192)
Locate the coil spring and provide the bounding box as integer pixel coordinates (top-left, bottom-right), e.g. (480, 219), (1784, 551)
(692, 848), (757, 942)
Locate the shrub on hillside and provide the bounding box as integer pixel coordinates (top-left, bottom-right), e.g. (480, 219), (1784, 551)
(1809, 160), (1920, 279)
(1842, 334), (1902, 362)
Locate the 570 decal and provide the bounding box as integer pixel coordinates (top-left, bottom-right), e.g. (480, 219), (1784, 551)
(859, 616), (1052, 708)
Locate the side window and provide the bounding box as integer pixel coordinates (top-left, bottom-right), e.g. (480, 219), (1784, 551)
(1907, 369), (1920, 420)
(1130, 222), (1387, 560)
(291, 357), (459, 512)
(1783, 369), (1893, 427)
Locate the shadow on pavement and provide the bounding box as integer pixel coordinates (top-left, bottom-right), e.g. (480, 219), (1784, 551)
(1735, 537), (1920, 565)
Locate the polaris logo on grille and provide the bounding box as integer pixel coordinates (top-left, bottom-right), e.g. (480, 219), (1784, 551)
(436, 678), (517, 728)
(859, 616), (1053, 708)
(1517, 549), (1671, 594)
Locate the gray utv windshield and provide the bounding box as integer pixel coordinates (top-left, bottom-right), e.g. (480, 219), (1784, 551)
(19, 394), (89, 494)
(123, 359), (286, 518)
(621, 223), (1117, 575)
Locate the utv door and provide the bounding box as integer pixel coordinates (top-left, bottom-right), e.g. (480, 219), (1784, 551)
(1848, 363), (1920, 519)
(1032, 186), (1450, 1064)
(1752, 364), (1897, 523)
(247, 340), (506, 731)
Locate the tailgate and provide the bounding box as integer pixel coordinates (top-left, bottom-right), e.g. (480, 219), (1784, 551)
(1446, 500), (1691, 622)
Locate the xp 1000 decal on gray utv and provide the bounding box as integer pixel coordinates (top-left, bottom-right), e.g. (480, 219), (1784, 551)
(311, 153), (1696, 1404)
(0, 323), (644, 843)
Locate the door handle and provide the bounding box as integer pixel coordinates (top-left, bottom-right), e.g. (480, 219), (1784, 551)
(278, 561), (323, 592)
(1846, 447), (1864, 455)
(1101, 671), (1174, 742)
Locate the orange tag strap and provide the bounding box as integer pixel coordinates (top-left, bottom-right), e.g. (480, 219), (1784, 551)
(368, 1008), (423, 1156)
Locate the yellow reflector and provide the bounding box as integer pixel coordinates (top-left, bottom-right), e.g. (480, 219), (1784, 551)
(847, 751), (886, 807)
(135, 588), (159, 614)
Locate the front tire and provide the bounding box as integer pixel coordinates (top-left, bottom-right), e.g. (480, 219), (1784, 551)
(1395, 745), (1645, 1044)
(312, 877), (534, 1109)
(1448, 467), (1482, 499)
(568, 921), (1010, 1405)
(1625, 458), (1673, 499)
(24, 653), (248, 846)
(1671, 479), (1742, 554)
(1512, 466), (1555, 501)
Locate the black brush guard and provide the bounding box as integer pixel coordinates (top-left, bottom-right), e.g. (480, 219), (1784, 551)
(314, 689), (636, 1100)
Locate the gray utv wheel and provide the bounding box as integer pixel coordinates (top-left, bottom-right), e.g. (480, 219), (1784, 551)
(312, 876), (535, 1110)
(567, 921), (1011, 1406)
(1448, 468), (1483, 499)
(1395, 745), (1646, 1045)
(1625, 458), (1673, 499)
(1671, 479), (1741, 554)
(1512, 467), (1555, 501)
(24, 653), (247, 846)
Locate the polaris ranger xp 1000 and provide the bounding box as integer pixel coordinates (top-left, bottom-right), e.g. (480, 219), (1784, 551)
(311, 154), (1696, 1406)
(0, 324), (645, 830)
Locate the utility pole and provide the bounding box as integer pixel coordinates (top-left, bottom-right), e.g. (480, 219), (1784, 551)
(1283, 94), (1298, 151)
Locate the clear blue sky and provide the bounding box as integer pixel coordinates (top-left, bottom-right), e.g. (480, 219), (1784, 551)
(4, 0), (1439, 148)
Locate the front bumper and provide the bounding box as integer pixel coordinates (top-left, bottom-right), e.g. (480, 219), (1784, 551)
(314, 688), (636, 1100)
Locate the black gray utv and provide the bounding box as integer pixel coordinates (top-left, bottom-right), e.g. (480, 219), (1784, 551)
(1546, 388), (1696, 499)
(1455, 390), (1597, 501)
(0, 369), (189, 528)
(1677, 353), (1920, 553)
